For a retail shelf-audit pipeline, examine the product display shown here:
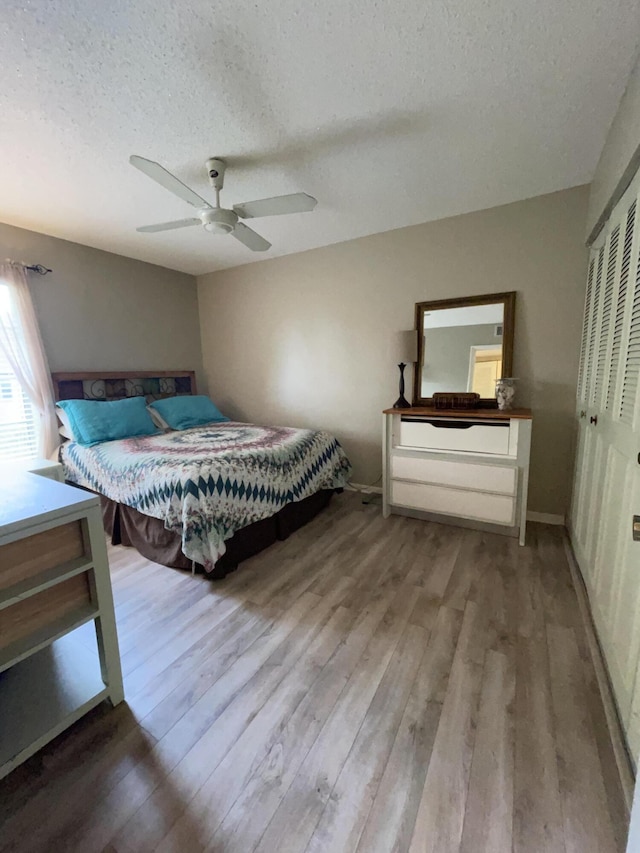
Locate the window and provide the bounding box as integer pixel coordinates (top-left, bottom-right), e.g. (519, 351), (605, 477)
(0, 284), (38, 460)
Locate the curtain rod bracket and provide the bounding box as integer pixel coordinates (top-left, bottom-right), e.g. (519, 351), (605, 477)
(24, 264), (52, 275)
(4, 260), (52, 275)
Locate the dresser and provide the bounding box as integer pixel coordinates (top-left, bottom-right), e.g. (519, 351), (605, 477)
(0, 472), (123, 779)
(382, 407), (533, 544)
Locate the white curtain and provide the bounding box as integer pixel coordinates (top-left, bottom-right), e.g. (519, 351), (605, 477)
(0, 262), (58, 458)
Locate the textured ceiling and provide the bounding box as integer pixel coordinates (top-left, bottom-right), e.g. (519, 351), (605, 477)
(1, 0), (638, 275)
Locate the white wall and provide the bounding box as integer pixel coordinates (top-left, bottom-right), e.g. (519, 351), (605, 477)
(0, 221), (204, 388)
(198, 186), (589, 517)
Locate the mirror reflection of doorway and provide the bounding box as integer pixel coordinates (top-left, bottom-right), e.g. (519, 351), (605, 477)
(468, 345), (502, 397)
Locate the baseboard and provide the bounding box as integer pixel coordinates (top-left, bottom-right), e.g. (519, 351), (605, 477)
(389, 504), (519, 538)
(350, 494), (565, 525)
(347, 482), (383, 495)
(562, 532), (635, 813)
(353, 492), (565, 525)
(527, 510), (565, 525)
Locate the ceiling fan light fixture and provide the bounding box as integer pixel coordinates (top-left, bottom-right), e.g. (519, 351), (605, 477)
(203, 220), (233, 235)
(200, 207), (237, 235)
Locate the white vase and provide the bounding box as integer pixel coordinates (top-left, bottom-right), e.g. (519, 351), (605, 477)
(495, 377), (517, 411)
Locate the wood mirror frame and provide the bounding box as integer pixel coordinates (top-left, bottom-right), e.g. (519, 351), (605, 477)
(412, 291), (516, 407)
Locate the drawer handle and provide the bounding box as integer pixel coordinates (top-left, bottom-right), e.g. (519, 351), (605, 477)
(426, 421), (474, 430)
(400, 417), (509, 430)
(402, 418), (509, 429)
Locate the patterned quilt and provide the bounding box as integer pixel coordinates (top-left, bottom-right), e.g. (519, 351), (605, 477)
(61, 421), (352, 571)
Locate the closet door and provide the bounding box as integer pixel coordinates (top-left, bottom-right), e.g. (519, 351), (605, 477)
(571, 253), (593, 551)
(571, 172), (640, 757)
(610, 192), (640, 758)
(571, 247), (605, 569)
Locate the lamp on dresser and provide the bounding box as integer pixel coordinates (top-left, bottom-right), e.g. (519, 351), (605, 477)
(392, 330), (417, 409)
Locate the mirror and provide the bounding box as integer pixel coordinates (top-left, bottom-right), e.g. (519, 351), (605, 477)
(413, 292), (515, 406)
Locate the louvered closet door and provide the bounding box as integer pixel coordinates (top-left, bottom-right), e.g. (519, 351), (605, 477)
(571, 170), (640, 760)
(572, 247), (605, 568)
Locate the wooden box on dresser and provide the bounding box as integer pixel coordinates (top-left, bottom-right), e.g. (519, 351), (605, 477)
(382, 407), (533, 545)
(0, 471), (123, 779)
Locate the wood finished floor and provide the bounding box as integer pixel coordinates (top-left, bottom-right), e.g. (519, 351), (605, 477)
(0, 492), (628, 853)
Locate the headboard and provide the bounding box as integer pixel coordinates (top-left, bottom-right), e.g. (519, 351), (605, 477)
(51, 370), (197, 402)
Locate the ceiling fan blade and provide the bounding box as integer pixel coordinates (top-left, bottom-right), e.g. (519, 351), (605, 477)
(233, 192), (317, 219)
(136, 218), (201, 233)
(130, 155), (211, 209)
(231, 222), (272, 252)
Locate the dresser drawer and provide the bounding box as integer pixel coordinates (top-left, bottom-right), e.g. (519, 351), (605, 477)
(398, 418), (510, 455)
(391, 456), (517, 495)
(0, 521), (86, 593)
(391, 480), (515, 525)
(0, 572), (93, 655)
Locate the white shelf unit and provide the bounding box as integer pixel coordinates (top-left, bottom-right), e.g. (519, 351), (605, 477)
(382, 410), (532, 545)
(0, 628), (108, 774)
(0, 472), (123, 779)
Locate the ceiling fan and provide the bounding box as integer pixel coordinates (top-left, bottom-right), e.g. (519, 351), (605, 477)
(130, 155), (317, 252)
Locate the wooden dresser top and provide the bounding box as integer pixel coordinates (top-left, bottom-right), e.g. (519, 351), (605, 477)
(382, 406), (533, 420)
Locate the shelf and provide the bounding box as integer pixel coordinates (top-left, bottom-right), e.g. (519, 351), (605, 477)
(0, 474), (123, 778)
(0, 557), (94, 611)
(0, 604), (99, 674)
(0, 627), (107, 779)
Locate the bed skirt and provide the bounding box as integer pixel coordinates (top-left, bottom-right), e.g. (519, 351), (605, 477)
(99, 489), (336, 579)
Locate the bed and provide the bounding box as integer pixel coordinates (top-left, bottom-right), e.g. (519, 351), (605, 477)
(53, 371), (352, 578)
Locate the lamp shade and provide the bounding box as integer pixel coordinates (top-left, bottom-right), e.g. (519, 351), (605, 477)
(395, 330), (417, 363)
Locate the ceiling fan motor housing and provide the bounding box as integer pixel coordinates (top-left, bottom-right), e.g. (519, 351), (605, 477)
(206, 157), (226, 190)
(200, 206), (237, 234)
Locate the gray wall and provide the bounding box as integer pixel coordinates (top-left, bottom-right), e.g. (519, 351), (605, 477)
(588, 51), (640, 241)
(197, 185), (590, 517)
(0, 221), (204, 389)
(422, 323), (501, 396)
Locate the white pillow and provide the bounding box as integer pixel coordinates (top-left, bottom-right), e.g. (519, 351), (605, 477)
(56, 406), (75, 440)
(146, 405), (171, 430)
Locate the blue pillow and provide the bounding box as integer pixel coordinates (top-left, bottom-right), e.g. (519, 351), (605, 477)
(148, 395), (229, 430)
(57, 397), (160, 447)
